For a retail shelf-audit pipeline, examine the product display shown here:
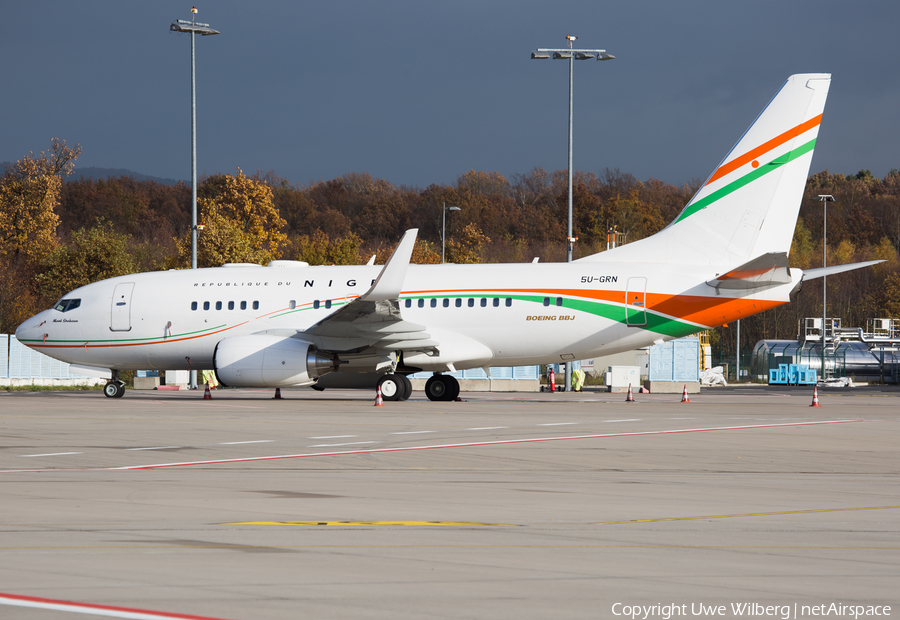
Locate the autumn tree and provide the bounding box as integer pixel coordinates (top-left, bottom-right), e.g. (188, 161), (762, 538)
(295, 230), (364, 265)
(35, 222), (137, 303)
(176, 170), (287, 267)
(0, 138), (80, 262)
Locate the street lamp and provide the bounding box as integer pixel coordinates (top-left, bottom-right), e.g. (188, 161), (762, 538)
(532, 34), (614, 390)
(171, 7), (219, 389)
(818, 194), (835, 379)
(442, 203), (460, 263)
(532, 35), (614, 264)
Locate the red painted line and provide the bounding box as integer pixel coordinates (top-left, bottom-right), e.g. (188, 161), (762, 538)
(0, 420), (862, 474)
(0, 591), (235, 619)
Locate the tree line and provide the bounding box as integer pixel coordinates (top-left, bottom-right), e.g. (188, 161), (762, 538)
(2, 139), (899, 358)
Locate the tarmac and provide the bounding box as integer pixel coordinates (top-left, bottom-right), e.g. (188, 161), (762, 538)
(0, 385), (898, 620)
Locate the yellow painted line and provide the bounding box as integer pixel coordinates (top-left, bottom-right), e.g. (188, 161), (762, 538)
(593, 505), (900, 525)
(225, 520), (517, 527)
(0, 544), (898, 550)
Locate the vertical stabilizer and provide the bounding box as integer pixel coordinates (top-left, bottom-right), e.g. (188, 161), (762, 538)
(580, 74), (831, 266)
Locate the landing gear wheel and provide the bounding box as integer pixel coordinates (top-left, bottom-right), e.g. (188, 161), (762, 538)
(398, 375), (413, 401)
(103, 381), (125, 398)
(424, 375), (447, 401)
(446, 375), (460, 401)
(425, 375), (459, 402)
(378, 374), (404, 402)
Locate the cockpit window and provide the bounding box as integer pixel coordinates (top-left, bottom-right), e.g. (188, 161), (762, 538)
(53, 298), (81, 313)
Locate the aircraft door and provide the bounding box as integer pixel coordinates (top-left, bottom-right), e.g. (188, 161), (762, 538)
(110, 282), (135, 332)
(625, 277), (647, 326)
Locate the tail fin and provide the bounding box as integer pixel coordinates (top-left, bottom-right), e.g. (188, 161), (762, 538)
(580, 73), (831, 266)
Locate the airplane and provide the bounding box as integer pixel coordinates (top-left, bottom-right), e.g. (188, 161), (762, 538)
(15, 73), (882, 401)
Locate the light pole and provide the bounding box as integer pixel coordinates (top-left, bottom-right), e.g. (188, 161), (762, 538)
(171, 7), (219, 389)
(818, 194), (835, 380)
(532, 35), (614, 390)
(442, 203), (460, 263)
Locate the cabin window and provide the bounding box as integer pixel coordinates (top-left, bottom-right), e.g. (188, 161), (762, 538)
(443, 298), (449, 308)
(542, 297), (550, 307)
(493, 298), (500, 307)
(468, 298), (475, 307)
(203, 301), (210, 311)
(418, 299), (425, 308)
(325, 300), (332, 309)
(405, 299), (412, 308)
(228, 301), (235, 310)
(480, 298), (487, 307)
(240, 301), (247, 310)
(313, 300), (320, 309)
(215, 301), (222, 311)
(54, 298), (81, 313)
(289, 300), (296, 310)
(191, 301), (198, 311)
(430, 298), (437, 308)
(252, 301), (259, 310)
(505, 298), (512, 307)
(556, 297), (563, 307)
(455, 298), (462, 307)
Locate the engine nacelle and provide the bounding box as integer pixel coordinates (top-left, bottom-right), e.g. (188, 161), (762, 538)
(214, 335), (336, 388)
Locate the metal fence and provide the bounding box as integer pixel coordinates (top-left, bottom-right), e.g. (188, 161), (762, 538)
(1, 335), (95, 381)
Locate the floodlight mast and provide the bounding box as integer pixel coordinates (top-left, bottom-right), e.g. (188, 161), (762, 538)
(532, 35), (614, 390)
(170, 7), (219, 389)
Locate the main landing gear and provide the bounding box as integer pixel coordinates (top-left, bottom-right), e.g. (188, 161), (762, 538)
(424, 374), (459, 402)
(378, 373), (413, 402)
(103, 371), (125, 398)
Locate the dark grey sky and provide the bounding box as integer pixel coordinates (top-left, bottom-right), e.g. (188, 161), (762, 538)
(2, 1), (898, 188)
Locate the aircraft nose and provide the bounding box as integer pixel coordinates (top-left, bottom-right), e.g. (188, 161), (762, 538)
(15, 311), (48, 342)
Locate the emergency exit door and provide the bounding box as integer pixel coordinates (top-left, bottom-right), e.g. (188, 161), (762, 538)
(110, 282), (135, 332)
(625, 277), (647, 326)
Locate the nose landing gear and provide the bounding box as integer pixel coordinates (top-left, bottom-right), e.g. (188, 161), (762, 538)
(103, 371), (126, 398)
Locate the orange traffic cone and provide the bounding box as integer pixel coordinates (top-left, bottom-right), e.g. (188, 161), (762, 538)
(625, 383), (634, 402)
(203, 385), (212, 400)
(681, 384), (690, 403)
(810, 385), (821, 407)
(374, 386), (384, 407)
(273, 388), (282, 400)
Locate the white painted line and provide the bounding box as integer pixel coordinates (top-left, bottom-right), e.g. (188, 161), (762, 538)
(667, 418), (696, 420)
(125, 446), (183, 451)
(0, 590), (234, 619)
(604, 419), (640, 423)
(537, 422), (579, 426)
(20, 452), (82, 458)
(220, 440), (275, 445)
(308, 435), (357, 439)
(0, 420), (865, 474)
(390, 431), (436, 435)
(467, 427), (508, 430)
(307, 441), (378, 448)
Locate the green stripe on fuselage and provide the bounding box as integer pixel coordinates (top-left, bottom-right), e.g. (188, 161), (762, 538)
(674, 137), (817, 224)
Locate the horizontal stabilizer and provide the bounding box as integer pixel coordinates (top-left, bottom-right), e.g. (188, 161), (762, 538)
(706, 252), (792, 290)
(802, 260), (885, 281)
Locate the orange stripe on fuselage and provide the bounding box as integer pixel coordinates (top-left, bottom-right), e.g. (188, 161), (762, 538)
(404, 287), (784, 328)
(706, 114), (822, 185)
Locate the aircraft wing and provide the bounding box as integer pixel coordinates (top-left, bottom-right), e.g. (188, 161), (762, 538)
(300, 229), (438, 351)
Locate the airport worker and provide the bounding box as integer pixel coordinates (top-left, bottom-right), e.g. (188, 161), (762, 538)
(572, 368), (585, 392)
(202, 369), (219, 389)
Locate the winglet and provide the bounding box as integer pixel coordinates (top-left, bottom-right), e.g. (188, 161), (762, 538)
(361, 229), (418, 302)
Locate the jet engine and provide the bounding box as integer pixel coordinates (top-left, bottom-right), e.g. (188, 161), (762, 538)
(214, 335), (336, 387)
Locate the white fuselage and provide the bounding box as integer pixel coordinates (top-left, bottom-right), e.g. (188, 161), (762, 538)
(15, 260), (798, 374)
